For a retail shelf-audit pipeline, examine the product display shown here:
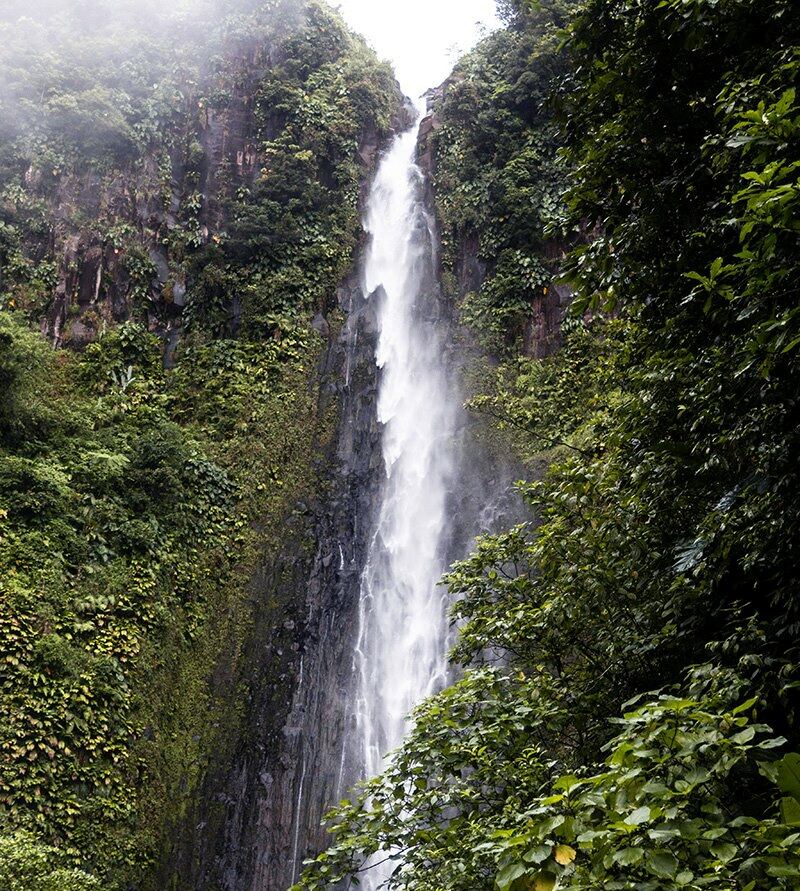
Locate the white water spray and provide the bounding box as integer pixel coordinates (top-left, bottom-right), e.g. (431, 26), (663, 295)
(345, 114), (462, 886)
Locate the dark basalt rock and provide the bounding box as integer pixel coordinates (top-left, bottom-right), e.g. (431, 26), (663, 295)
(163, 265), (384, 891)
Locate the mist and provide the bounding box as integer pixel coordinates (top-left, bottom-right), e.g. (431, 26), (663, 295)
(335, 0), (499, 97)
(0, 0), (314, 158)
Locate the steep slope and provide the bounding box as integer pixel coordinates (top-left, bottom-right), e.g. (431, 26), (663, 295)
(0, 0), (398, 344)
(417, 0), (576, 359)
(0, 2), (403, 887)
(170, 104), (522, 891)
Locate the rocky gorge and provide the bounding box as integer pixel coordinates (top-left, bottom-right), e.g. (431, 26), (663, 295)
(4, 1), (799, 890)
(163, 99), (531, 889)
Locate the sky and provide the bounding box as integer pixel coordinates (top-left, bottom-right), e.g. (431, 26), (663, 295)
(334, 0), (500, 98)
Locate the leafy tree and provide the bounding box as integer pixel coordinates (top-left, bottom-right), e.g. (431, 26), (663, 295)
(0, 832), (99, 891)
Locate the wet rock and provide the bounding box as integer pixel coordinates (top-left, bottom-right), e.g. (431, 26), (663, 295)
(311, 312), (330, 339)
(149, 247), (170, 284)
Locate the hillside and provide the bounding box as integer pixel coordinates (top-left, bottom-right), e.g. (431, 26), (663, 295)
(0, 2), (401, 887)
(2, 1), (800, 890)
(300, 1), (800, 889)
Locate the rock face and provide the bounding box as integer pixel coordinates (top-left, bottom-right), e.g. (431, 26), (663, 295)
(158, 111), (412, 891)
(417, 85), (573, 361)
(162, 261), (385, 891)
(14, 28), (400, 353)
(21, 38), (269, 349)
(164, 103), (522, 891)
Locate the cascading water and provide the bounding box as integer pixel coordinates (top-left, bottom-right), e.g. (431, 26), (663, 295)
(339, 111), (462, 886)
(177, 104), (519, 891)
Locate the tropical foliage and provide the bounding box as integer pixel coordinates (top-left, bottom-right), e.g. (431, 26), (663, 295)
(298, 0), (800, 888)
(0, 1), (397, 887)
(0, 0), (397, 338)
(0, 310), (332, 885)
(427, 1), (575, 352)
(3, 0), (800, 887)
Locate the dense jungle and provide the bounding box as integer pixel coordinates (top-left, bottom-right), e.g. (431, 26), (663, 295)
(0, 1), (798, 890)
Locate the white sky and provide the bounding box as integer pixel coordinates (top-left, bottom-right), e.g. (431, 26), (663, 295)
(334, 0), (500, 97)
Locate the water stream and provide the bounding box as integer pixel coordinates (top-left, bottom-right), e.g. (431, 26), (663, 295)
(174, 104), (512, 891)
(341, 112), (462, 887)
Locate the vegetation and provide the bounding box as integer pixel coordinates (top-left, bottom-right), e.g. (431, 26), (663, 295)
(0, 310), (332, 885)
(0, 831), (98, 890)
(298, 0), (800, 889)
(427, 0), (574, 353)
(3, 0), (800, 887)
(0, 0), (397, 887)
(0, 0), (397, 338)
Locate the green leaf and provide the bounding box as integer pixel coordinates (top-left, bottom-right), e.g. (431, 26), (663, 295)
(710, 842), (737, 863)
(731, 697), (758, 716)
(523, 845), (552, 865)
(780, 797), (800, 826)
(768, 864), (800, 879)
(553, 774), (582, 792)
(759, 737), (788, 750)
(614, 847), (644, 866)
(647, 851), (678, 879)
(777, 753), (800, 800)
(625, 806), (651, 826)
(495, 863), (526, 891)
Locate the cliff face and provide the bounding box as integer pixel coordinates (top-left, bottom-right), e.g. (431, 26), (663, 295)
(164, 97), (532, 891)
(0, 8), (536, 888)
(0, 4), (408, 887)
(167, 270), (384, 890)
(416, 28), (575, 362)
(418, 95), (571, 362)
(162, 96), (417, 888)
(1, 1), (402, 348)
(4, 26), (276, 346)
(417, 90), (488, 315)
(37, 65), (391, 350)
(44, 38), (286, 348)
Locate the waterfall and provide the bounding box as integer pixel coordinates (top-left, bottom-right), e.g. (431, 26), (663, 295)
(178, 106), (517, 891)
(342, 111), (462, 887)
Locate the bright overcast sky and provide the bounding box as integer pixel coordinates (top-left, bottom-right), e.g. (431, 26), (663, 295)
(334, 0), (500, 98)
